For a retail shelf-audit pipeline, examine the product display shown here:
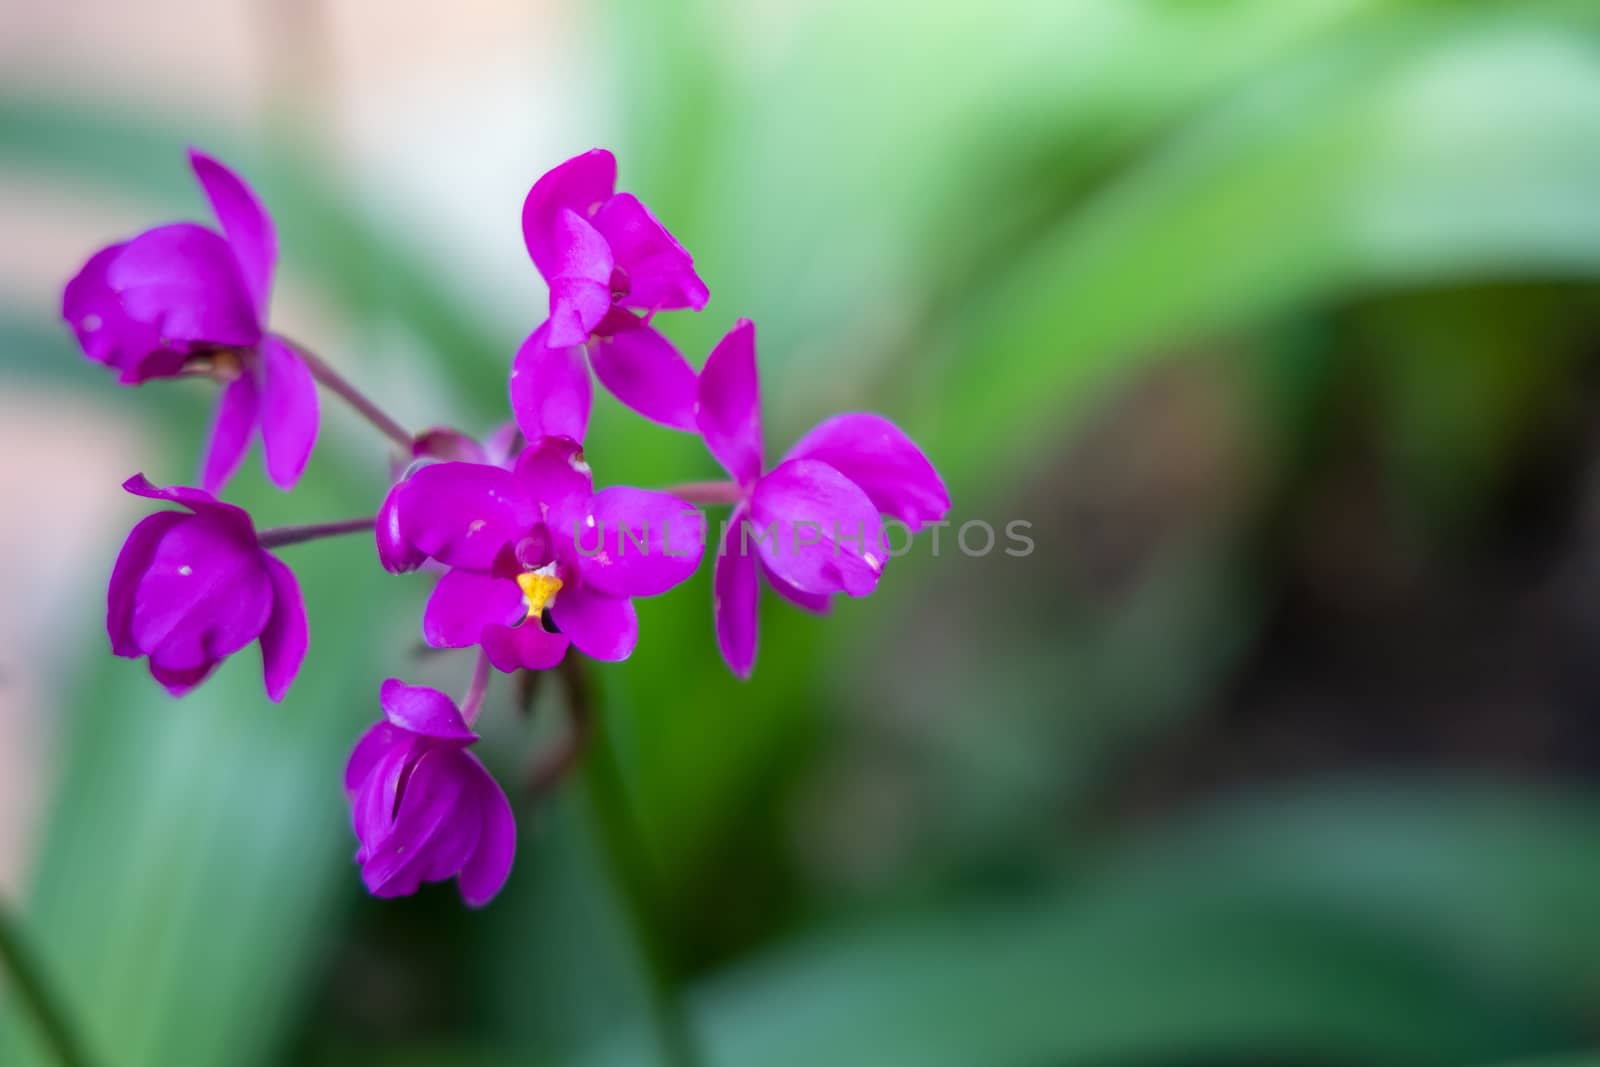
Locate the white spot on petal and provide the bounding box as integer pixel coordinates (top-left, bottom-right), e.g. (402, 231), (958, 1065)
(81, 313), (103, 333)
(178, 565), (193, 576)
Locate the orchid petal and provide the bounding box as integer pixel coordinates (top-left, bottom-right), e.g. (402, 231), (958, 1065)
(749, 459), (886, 598)
(590, 193), (708, 313)
(509, 322), (591, 444)
(107, 223), (260, 345)
(546, 209), (614, 347)
(784, 413), (949, 531)
(259, 553), (308, 702)
(259, 336), (318, 490)
(549, 586), (637, 662)
(107, 512), (186, 657)
(379, 678), (477, 741)
(695, 319), (763, 485)
(397, 462), (535, 571)
(422, 569), (524, 649)
(713, 506), (759, 679)
(457, 755), (516, 906)
(521, 148), (617, 280)
(200, 371), (258, 495)
(188, 148), (277, 318)
(587, 311), (698, 431)
(577, 487), (706, 599)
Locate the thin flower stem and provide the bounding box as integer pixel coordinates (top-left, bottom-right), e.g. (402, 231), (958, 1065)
(563, 659), (703, 1067)
(659, 481), (743, 506)
(459, 651), (492, 727)
(275, 334), (413, 451)
(257, 516), (375, 550)
(0, 898), (93, 1067)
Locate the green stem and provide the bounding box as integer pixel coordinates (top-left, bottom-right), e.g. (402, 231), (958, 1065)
(564, 659), (702, 1067)
(0, 899), (92, 1067)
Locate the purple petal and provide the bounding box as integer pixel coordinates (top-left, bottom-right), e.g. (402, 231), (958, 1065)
(587, 311), (698, 431)
(396, 462), (535, 571)
(200, 371), (258, 494)
(511, 435), (593, 523)
(509, 322), (592, 445)
(457, 755), (516, 906)
(549, 585), (637, 662)
(749, 459), (886, 598)
(258, 553), (307, 702)
(121, 474), (253, 531)
(148, 659), (217, 697)
(695, 319), (763, 486)
(545, 209), (614, 347)
(760, 558), (832, 614)
(62, 243), (180, 382)
(376, 480), (427, 574)
(379, 678), (477, 741)
(522, 149), (617, 281)
(106, 223), (261, 346)
(713, 506), (759, 679)
(422, 569), (524, 649)
(130, 515), (275, 672)
(577, 487), (706, 599)
(259, 336), (319, 490)
(783, 413), (949, 531)
(345, 721), (400, 796)
(107, 511), (186, 657)
(481, 621), (570, 673)
(590, 193), (709, 313)
(360, 747), (479, 898)
(188, 148), (277, 319)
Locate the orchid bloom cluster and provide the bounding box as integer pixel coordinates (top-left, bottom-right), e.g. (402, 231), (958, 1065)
(68, 147), (950, 907)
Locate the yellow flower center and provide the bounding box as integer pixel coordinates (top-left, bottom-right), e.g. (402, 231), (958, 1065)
(516, 568), (563, 622)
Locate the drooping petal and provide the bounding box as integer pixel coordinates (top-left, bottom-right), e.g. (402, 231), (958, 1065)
(379, 678), (477, 741)
(148, 658), (217, 697)
(576, 487), (706, 599)
(188, 148), (277, 318)
(481, 621), (570, 673)
(590, 193), (709, 313)
(376, 481), (427, 574)
(258, 553), (308, 702)
(129, 517), (275, 670)
(121, 474), (254, 533)
(457, 755), (516, 906)
(522, 148), (617, 280)
(749, 459), (887, 598)
(107, 511), (186, 657)
(713, 506), (759, 679)
(200, 371), (259, 494)
(548, 585), (637, 662)
(422, 569), (524, 649)
(259, 336), (319, 490)
(695, 319), (763, 486)
(396, 462), (535, 571)
(587, 311), (698, 431)
(545, 209), (615, 348)
(360, 747), (478, 899)
(509, 322), (591, 444)
(760, 558), (832, 614)
(783, 413), (949, 531)
(345, 721), (401, 795)
(106, 223), (261, 345)
(62, 243), (179, 382)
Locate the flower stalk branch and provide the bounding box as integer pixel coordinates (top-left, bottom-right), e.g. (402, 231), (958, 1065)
(277, 335), (413, 451)
(257, 516), (375, 550)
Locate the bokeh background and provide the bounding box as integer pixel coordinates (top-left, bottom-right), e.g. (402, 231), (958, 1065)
(3, 1), (1600, 1064)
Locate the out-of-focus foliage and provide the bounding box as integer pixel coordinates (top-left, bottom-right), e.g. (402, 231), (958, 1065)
(3, 0), (1600, 1064)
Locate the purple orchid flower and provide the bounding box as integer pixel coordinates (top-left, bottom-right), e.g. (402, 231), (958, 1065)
(345, 679), (515, 907)
(695, 320), (950, 677)
(108, 475), (308, 699)
(376, 423), (523, 574)
(385, 436), (706, 671)
(512, 149), (707, 433)
(61, 149), (318, 493)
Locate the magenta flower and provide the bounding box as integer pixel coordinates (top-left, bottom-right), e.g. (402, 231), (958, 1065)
(345, 679), (515, 906)
(386, 436), (706, 671)
(107, 475), (308, 699)
(696, 320), (949, 677)
(61, 149), (318, 493)
(512, 149), (706, 433)
(376, 423), (522, 574)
